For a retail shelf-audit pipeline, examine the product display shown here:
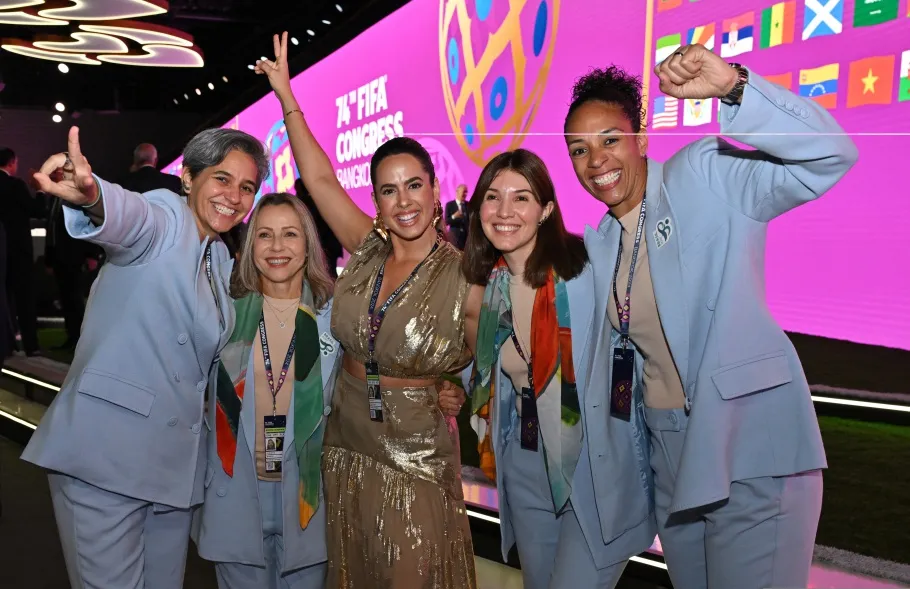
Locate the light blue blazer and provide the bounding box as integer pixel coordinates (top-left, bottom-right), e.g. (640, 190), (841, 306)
(492, 264), (657, 569)
(585, 70), (858, 514)
(192, 298), (341, 573)
(21, 179), (235, 510)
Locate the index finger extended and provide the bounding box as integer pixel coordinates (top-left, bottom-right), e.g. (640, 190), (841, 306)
(66, 126), (83, 161)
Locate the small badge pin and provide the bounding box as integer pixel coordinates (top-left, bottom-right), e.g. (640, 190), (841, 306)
(319, 332), (336, 356)
(654, 218), (672, 248)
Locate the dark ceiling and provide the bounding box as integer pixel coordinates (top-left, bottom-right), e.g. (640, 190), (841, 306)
(0, 0), (409, 122)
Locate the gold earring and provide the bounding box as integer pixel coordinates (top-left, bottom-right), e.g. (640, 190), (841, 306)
(432, 201), (442, 228)
(373, 215), (388, 241)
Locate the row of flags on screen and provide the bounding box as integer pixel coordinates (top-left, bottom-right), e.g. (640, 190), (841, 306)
(656, 0), (904, 64)
(652, 50), (910, 128)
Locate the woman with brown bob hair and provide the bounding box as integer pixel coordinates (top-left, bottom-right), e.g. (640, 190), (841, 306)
(463, 149), (654, 588)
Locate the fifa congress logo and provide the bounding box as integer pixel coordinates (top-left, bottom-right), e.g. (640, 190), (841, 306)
(439, 0), (560, 165)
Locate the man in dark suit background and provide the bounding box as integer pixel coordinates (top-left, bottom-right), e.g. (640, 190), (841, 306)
(0, 147), (44, 356)
(119, 143), (182, 194)
(444, 184), (470, 250)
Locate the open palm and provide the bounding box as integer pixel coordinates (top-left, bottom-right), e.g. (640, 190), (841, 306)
(255, 32), (292, 97)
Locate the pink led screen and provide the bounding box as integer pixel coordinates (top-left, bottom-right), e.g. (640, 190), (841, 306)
(166, 0), (910, 350)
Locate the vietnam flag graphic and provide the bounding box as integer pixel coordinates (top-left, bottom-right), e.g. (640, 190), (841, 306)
(760, 1), (797, 48)
(847, 55), (895, 107)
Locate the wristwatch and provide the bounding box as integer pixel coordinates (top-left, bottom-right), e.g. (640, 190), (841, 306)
(721, 63), (749, 106)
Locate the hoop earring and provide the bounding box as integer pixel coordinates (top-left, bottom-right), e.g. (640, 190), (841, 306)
(373, 215), (388, 241)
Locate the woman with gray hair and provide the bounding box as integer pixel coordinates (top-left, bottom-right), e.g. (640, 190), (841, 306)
(22, 125), (268, 589)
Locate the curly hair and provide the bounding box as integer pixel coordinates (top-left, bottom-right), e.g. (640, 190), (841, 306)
(565, 65), (645, 133)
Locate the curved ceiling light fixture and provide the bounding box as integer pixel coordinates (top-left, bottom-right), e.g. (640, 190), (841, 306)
(0, 38), (101, 63)
(33, 31), (128, 53)
(98, 43), (204, 67)
(0, 0), (205, 67)
(79, 20), (193, 47)
(37, 0), (167, 21)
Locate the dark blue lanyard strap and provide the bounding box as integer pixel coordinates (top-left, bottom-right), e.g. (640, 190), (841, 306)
(259, 313), (297, 414)
(509, 330), (533, 390)
(612, 198), (647, 345)
(367, 241), (439, 359)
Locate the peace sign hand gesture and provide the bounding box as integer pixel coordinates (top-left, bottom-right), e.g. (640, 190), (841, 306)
(255, 31), (293, 99)
(33, 126), (99, 207)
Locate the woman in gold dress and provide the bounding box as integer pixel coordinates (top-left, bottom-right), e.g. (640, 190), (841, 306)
(255, 33), (481, 588)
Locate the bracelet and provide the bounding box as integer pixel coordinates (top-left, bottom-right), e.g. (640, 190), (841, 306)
(284, 108), (302, 118)
(81, 192), (102, 209)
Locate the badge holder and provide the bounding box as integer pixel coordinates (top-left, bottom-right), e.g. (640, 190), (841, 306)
(610, 340), (634, 422)
(366, 359), (383, 422)
(263, 414), (286, 473)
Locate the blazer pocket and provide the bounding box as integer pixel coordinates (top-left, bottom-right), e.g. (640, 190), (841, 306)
(77, 369), (156, 417)
(711, 351), (793, 400)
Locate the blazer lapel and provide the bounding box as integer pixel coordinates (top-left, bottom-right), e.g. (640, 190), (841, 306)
(583, 218), (621, 386)
(215, 255), (236, 350)
(644, 160), (690, 388)
(567, 266), (594, 397)
(241, 349), (257, 454)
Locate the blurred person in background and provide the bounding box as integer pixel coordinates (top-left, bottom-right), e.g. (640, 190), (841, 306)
(445, 184), (470, 250)
(120, 142), (183, 195)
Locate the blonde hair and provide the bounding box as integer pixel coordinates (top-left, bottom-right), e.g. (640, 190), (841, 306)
(233, 193), (334, 309)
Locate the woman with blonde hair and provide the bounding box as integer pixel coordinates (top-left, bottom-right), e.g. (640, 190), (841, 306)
(193, 192), (339, 588)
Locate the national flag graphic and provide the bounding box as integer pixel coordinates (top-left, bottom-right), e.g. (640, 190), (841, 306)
(799, 63), (839, 109)
(853, 0), (898, 27)
(687, 24), (716, 50)
(847, 55), (894, 107)
(803, 0), (843, 39)
(760, 1), (796, 48)
(656, 33), (682, 63)
(765, 72), (794, 90)
(658, 0), (683, 12)
(721, 12), (754, 57)
(652, 96), (679, 128)
(899, 50), (910, 102)
(683, 97), (713, 126)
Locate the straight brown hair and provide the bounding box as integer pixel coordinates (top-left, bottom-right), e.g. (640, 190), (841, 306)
(462, 149), (588, 288)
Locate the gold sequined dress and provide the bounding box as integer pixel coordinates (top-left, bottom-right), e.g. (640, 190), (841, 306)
(324, 232), (477, 589)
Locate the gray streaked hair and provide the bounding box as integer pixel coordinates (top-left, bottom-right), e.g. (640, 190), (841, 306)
(182, 128), (270, 186)
(233, 193), (335, 310)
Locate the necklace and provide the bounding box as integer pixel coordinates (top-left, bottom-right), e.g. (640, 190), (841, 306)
(263, 296), (297, 329)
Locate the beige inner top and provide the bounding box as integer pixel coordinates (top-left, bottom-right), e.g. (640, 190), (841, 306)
(254, 295), (298, 481)
(606, 201), (686, 410)
(501, 275), (536, 415)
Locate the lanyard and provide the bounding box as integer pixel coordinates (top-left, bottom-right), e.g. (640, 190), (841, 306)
(204, 244), (225, 331)
(367, 241), (439, 359)
(509, 330), (533, 390)
(611, 197), (647, 347)
(259, 313), (297, 414)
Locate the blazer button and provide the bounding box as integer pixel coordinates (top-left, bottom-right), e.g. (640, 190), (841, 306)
(323, 405), (332, 417)
(196, 381), (207, 392)
(707, 298), (716, 310)
(216, 488), (227, 497)
(177, 333), (188, 345)
(191, 423), (201, 434)
(167, 417), (178, 427)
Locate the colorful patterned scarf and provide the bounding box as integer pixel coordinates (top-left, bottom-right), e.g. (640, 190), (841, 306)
(472, 259), (582, 511)
(215, 292), (324, 528)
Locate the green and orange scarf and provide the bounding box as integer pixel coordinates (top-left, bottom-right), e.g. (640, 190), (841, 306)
(214, 292), (324, 528)
(472, 259), (582, 512)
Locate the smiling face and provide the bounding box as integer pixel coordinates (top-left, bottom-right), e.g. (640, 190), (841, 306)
(182, 149), (258, 239)
(565, 100), (649, 218)
(479, 169), (553, 265)
(372, 153), (440, 242)
(253, 203), (307, 291)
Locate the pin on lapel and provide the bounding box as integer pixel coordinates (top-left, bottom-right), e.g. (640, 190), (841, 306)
(654, 217), (673, 248)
